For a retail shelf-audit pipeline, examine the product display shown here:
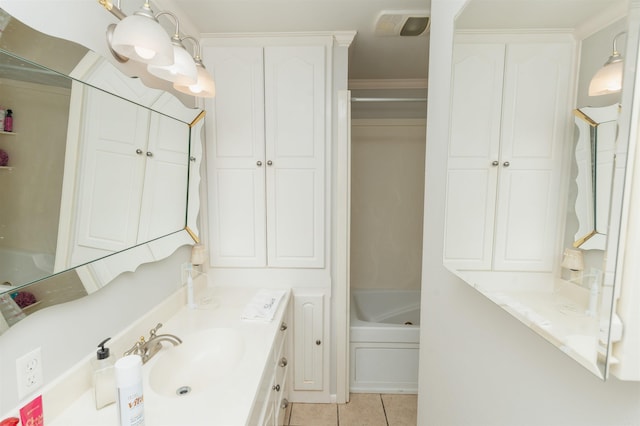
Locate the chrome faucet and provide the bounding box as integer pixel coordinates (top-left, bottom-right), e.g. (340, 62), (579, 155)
(124, 323), (182, 364)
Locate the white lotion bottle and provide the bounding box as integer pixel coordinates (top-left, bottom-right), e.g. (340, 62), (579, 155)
(115, 355), (145, 426)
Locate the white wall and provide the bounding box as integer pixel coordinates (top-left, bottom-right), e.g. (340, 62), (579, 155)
(0, 80), (69, 254)
(350, 119), (426, 291)
(418, 1), (640, 424)
(0, 245), (189, 414)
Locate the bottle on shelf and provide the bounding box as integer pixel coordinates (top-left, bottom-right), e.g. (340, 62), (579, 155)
(0, 149), (8, 167)
(5, 110), (13, 132)
(0, 108), (5, 132)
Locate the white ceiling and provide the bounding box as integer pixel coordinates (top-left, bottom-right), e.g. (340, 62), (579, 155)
(170, 0), (431, 83)
(166, 0), (629, 85)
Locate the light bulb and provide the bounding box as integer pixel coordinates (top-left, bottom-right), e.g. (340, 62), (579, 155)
(134, 46), (156, 60)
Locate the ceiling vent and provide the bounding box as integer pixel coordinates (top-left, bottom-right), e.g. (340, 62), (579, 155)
(374, 11), (430, 37)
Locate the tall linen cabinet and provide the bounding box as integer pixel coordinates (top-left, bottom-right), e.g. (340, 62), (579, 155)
(443, 33), (575, 274)
(201, 33), (354, 406)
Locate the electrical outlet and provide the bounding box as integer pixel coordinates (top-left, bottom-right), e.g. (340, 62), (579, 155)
(16, 347), (43, 400)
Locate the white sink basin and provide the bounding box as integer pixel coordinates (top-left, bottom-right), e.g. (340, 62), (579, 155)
(148, 328), (245, 397)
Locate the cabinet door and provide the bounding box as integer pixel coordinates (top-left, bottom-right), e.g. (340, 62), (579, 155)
(493, 42), (572, 271)
(264, 46), (326, 268)
(73, 87), (149, 261)
(138, 105), (190, 242)
(204, 47), (267, 267)
(293, 293), (324, 391)
(443, 43), (505, 270)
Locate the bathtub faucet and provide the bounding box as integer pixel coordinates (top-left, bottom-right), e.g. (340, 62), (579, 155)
(124, 323), (182, 364)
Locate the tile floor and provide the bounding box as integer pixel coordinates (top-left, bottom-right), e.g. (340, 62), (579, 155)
(286, 393), (417, 426)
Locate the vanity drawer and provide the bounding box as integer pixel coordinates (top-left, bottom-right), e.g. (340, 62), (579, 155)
(272, 319), (288, 363)
(248, 297), (291, 425)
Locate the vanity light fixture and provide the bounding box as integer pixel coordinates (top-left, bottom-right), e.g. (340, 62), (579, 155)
(108, 1), (174, 66)
(147, 12), (198, 84)
(173, 38), (216, 98)
(589, 31), (626, 97)
(99, 0), (215, 98)
(561, 248), (584, 282)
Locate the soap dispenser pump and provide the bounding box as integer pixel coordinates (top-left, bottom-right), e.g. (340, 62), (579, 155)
(92, 337), (116, 409)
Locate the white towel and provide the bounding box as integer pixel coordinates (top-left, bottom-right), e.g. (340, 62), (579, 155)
(241, 289), (286, 322)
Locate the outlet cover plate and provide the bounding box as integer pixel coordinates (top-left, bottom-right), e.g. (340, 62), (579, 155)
(16, 347), (43, 400)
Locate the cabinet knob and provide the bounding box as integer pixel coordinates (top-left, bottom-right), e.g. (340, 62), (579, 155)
(257, 160), (263, 166)
(146, 151), (153, 158)
(281, 398), (289, 410)
(280, 322), (287, 331)
(503, 161), (510, 167)
(316, 340), (322, 346)
(267, 160), (273, 166)
(272, 384), (281, 392)
(190, 156), (196, 162)
(136, 149), (143, 155)
(279, 357), (288, 367)
(491, 160), (499, 166)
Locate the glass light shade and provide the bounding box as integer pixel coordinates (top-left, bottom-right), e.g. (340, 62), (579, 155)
(174, 64), (215, 98)
(191, 244), (207, 265)
(147, 43), (197, 84)
(561, 248), (584, 271)
(110, 14), (174, 66)
(589, 59), (623, 96)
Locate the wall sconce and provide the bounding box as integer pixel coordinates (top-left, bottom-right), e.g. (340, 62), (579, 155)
(589, 31), (626, 97)
(561, 248), (584, 282)
(99, 0), (215, 98)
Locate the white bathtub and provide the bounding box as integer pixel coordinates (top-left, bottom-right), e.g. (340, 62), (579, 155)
(350, 289), (420, 394)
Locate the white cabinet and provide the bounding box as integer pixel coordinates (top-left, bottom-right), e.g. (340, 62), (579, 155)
(293, 292), (325, 393)
(444, 36), (573, 272)
(204, 43), (326, 268)
(70, 69), (189, 266)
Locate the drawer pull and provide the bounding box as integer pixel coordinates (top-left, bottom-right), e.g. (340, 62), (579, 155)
(272, 384), (281, 392)
(281, 398), (289, 409)
(280, 322), (288, 331)
(316, 339), (322, 346)
(279, 357), (288, 367)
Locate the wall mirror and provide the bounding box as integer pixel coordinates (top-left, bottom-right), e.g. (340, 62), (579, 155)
(573, 104), (619, 250)
(0, 9), (203, 333)
(443, 0), (633, 379)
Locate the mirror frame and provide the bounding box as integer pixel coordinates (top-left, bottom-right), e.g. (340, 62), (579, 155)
(572, 104), (620, 250)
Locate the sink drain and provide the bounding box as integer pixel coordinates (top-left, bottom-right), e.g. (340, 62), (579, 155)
(176, 386), (192, 396)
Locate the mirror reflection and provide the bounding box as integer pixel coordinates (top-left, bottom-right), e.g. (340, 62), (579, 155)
(573, 104), (619, 250)
(0, 10), (201, 333)
(443, 0), (630, 379)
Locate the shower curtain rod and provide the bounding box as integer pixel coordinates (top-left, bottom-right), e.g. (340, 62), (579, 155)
(350, 97), (427, 103)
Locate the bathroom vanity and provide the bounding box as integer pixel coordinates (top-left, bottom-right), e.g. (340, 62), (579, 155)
(6, 285), (291, 425)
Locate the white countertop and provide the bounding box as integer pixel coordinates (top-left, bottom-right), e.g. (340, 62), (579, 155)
(46, 285), (290, 426)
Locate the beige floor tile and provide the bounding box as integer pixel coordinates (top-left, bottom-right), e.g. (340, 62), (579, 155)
(382, 394), (418, 426)
(288, 402), (338, 426)
(338, 393), (387, 426)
